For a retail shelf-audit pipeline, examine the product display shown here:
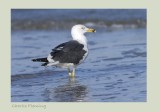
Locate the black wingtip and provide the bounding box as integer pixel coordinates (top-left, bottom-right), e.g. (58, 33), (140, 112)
(32, 58), (48, 62)
(32, 59), (36, 62)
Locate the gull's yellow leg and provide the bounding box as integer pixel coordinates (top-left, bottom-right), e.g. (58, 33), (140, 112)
(71, 67), (76, 77)
(68, 67), (72, 76)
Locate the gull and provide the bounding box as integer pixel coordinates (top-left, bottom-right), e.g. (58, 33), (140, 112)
(32, 24), (96, 77)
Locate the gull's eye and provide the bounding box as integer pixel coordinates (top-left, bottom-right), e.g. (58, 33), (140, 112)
(81, 27), (85, 30)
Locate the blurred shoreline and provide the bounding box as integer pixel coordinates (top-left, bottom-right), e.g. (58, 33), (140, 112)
(11, 19), (146, 31)
(11, 9), (146, 31)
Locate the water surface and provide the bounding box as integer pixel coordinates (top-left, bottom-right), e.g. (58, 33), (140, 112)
(11, 9), (146, 102)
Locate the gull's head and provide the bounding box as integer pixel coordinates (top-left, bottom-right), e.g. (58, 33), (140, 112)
(71, 24), (96, 35)
(71, 24), (96, 44)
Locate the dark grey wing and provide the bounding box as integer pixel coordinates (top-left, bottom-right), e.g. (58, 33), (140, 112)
(50, 40), (86, 64)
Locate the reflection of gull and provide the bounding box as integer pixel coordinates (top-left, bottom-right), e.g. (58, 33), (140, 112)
(44, 78), (87, 102)
(32, 24), (96, 77)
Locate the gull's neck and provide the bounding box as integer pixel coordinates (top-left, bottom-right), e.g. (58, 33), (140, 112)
(71, 31), (87, 45)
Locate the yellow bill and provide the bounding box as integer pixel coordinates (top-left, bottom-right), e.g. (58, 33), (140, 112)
(87, 28), (96, 32)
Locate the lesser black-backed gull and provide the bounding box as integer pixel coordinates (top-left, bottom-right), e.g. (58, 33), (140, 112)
(32, 24), (96, 77)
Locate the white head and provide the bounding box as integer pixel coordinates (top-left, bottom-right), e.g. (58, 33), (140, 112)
(71, 24), (96, 44)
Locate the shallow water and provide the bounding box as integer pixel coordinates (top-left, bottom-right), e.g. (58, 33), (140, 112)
(11, 28), (146, 102)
